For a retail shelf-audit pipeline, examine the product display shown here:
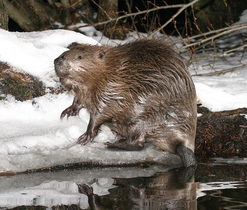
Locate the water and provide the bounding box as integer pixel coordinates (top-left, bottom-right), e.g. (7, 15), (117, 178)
(0, 159), (247, 210)
(197, 159), (247, 210)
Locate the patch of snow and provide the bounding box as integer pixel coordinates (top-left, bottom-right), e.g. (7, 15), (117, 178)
(0, 29), (98, 87)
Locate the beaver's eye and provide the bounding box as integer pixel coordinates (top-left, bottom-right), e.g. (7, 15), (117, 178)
(78, 55), (82, 59)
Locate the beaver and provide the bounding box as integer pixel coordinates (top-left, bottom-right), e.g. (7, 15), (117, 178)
(54, 39), (197, 168)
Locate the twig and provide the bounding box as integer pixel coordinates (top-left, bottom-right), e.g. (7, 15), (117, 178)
(191, 63), (247, 77)
(148, 0), (200, 38)
(68, 4), (187, 31)
(181, 23), (247, 49)
(189, 43), (247, 62)
(184, 24), (245, 42)
(90, 0), (111, 20)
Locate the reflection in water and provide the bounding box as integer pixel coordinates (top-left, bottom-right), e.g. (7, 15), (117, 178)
(198, 183), (247, 209)
(196, 161), (247, 210)
(77, 166), (197, 210)
(1, 161), (247, 209)
(0, 165), (196, 210)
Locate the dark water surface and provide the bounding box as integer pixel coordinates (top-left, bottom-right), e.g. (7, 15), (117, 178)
(0, 159), (247, 210)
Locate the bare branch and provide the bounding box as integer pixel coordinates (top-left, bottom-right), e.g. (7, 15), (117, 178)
(91, 0), (112, 21)
(191, 63), (247, 77)
(181, 23), (247, 50)
(189, 43), (247, 63)
(69, 3), (186, 31)
(148, 0), (200, 37)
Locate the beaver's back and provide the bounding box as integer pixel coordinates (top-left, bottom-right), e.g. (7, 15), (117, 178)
(104, 40), (195, 103)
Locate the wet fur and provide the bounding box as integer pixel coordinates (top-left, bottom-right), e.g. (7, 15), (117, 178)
(54, 39), (197, 167)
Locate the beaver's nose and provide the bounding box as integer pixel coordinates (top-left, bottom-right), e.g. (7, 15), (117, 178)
(54, 55), (64, 65)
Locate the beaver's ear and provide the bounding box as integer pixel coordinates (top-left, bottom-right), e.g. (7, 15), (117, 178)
(67, 42), (80, 49)
(99, 50), (106, 60)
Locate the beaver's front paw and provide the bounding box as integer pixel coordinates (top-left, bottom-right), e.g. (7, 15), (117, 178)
(60, 105), (79, 119)
(77, 184), (93, 195)
(77, 131), (95, 145)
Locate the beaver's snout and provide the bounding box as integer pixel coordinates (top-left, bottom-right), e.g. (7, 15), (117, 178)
(54, 55), (69, 80)
(54, 55), (64, 66)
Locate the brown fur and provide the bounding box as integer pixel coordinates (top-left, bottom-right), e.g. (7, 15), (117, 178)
(54, 39), (197, 167)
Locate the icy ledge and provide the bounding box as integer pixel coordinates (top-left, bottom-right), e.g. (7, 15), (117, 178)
(0, 93), (182, 174)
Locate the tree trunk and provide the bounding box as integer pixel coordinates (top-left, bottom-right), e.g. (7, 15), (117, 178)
(60, 0), (71, 25)
(3, 0), (58, 31)
(0, 0), (8, 30)
(3, 0), (38, 31)
(97, 0), (126, 39)
(78, 0), (96, 24)
(28, 0), (57, 28)
(190, 0), (247, 33)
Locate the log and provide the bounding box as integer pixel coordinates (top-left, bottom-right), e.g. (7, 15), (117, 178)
(0, 62), (46, 101)
(195, 106), (247, 158)
(3, 0), (37, 31)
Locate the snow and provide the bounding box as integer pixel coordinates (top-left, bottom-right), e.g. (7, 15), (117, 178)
(0, 29), (98, 87)
(0, 25), (247, 176)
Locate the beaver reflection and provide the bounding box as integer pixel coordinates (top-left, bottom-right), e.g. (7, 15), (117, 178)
(77, 166), (196, 210)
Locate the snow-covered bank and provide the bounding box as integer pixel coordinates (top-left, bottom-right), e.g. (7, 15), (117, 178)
(0, 93), (181, 173)
(0, 29), (98, 87)
(0, 28), (247, 173)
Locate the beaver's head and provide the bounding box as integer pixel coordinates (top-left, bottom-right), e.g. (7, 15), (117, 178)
(54, 44), (107, 91)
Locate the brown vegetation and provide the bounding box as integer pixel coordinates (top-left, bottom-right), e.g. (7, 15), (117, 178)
(196, 107), (247, 158)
